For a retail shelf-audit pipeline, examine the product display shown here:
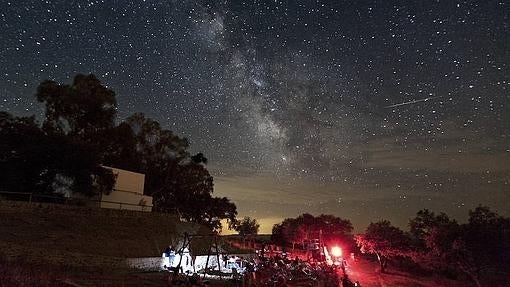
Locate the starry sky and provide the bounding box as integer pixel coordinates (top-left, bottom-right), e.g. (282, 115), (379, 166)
(1, 0), (509, 233)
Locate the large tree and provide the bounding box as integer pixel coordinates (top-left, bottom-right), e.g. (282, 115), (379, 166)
(356, 220), (411, 273)
(0, 110), (115, 197)
(2, 74), (238, 232)
(409, 209), (457, 251)
(273, 217), (306, 249)
(36, 74), (116, 142)
(454, 207), (509, 286)
(235, 216), (260, 239)
(0, 112), (52, 194)
(272, 213), (353, 250)
(107, 113), (189, 191)
(35, 74), (118, 196)
(103, 113), (237, 231)
(408, 207), (510, 287)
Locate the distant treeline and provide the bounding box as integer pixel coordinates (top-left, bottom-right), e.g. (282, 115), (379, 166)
(272, 208), (510, 286)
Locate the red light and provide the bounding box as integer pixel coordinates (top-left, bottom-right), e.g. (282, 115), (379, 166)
(331, 246), (342, 257)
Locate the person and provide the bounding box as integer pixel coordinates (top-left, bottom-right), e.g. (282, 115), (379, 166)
(168, 246), (176, 267)
(163, 245), (172, 257)
(227, 256), (238, 273)
(341, 258), (348, 275)
(223, 254), (228, 268)
(162, 245), (173, 270)
(181, 247), (192, 274)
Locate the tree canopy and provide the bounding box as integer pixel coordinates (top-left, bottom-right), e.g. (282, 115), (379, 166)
(235, 216), (260, 238)
(408, 206), (510, 286)
(272, 213), (353, 249)
(102, 112), (237, 231)
(352, 207), (510, 285)
(0, 74), (237, 232)
(0, 110), (115, 197)
(37, 74), (116, 139)
(356, 220), (411, 273)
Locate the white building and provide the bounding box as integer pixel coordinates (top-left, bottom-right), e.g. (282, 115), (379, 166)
(100, 166), (153, 212)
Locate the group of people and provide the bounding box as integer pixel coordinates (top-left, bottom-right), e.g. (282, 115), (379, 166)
(252, 251), (363, 287)
(162, 244), (362, 286)
(251, 253), (339, 287)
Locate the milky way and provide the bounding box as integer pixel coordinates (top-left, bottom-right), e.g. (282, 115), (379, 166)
(1, 0), (509, 231)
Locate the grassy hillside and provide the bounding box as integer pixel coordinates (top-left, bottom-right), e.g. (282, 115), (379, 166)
(0, 200), (245, 286)
(0, 200), (206, 270)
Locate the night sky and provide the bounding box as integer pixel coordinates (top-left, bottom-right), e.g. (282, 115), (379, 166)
(1, 0), (509, 233)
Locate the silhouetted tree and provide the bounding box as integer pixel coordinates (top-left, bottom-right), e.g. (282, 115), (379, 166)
(313, 214), (354, 245)
(407, 207), (510, 286)
(0, 109), (115, 197)
(36, 74), (116, 142)
(458, 206), (510, 286)
(203, 196), (237, 232)
(191, 152), (208, 164)
(356, 220), (411, 273)
(272, 213), (353, 250)
(105, 113), (237, 231)
(112, 113), (189, 192)
(0, 112), (52, 194)
(272, 217), (307, 249)
(102, 122), (140, 171)
(409, 209), (458, 251)
(235, 216), (260, 239)
(34, 74), (117, 196)
(271, 222), (285, 246)
(2, 74), (238, 232)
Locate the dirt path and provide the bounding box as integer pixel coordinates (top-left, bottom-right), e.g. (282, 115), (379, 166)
(340, 258), (467, 287)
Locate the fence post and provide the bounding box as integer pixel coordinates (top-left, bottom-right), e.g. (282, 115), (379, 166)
(28, 193), (32, 203)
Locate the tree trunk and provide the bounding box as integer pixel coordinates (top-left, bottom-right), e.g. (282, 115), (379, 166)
(471, 276), (482, 287)
(376, 253), (385, 273)
(459, 264), (482, 287)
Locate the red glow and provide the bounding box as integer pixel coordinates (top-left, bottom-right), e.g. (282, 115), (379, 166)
(331, 246), (342, 257)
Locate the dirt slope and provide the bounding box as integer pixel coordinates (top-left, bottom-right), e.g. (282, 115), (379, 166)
(0, 200), (204, 269)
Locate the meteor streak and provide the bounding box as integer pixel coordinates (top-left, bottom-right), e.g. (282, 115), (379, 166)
(385, 96), (443, 108)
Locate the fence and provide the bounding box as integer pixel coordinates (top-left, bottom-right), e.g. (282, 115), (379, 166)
(0, 191), (153, 211)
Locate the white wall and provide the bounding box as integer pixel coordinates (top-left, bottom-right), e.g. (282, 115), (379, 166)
(107, 166), (145, 194)
(127, 257), (164, 272)
(100, 166), (152, 212)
